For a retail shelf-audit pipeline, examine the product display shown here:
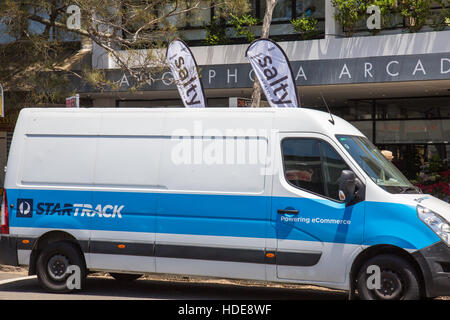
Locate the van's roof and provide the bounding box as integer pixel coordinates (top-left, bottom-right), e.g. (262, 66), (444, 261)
(17, 107), (364, 138)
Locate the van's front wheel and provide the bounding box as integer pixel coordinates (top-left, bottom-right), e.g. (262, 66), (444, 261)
(36, 241), (86, 293)
(356, 254), (421, 300)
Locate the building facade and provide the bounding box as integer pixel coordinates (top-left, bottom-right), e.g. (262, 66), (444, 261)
(1, 0), (450, 183)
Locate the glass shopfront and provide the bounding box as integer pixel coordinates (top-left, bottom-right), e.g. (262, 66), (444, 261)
(332, 97), (450, 180)
(118, 96), (449, 181)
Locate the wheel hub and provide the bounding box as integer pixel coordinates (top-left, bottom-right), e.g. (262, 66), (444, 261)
(374, 270), (403, 299)
(47, 254), (70, 281)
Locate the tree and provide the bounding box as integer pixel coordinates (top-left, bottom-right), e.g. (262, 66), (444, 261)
(250, 0), (277, 108)
(0, 0), (251, 103)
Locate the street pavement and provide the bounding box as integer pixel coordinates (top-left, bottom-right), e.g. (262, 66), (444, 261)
(0, 271), (447, 300)
(0, 271), (348, 300)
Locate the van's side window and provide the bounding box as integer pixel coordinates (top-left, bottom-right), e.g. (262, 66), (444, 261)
(320, 142), (351, 200)
(282, 139), (325, 196)
(282, 138), (350, 201)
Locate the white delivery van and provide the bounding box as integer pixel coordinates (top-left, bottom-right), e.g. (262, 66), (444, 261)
(0, 107), (449, 299)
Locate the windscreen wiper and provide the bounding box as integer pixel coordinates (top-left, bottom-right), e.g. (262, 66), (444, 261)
(399, 186), (422, 194)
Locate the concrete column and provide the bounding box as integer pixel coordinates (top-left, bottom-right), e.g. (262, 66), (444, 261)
(91, 5), (121, 69)
(325, 0), (342, 39)
(92, 42), (111, 69)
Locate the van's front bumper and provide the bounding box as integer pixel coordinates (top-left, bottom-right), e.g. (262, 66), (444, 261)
(413, 241), (450, 298)
(0, 235), (18, 266)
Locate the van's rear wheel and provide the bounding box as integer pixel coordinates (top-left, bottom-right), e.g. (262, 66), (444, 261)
(356, 254), (421, 300)
(110, 273), (142, 282)
(36, 241), (86, 293)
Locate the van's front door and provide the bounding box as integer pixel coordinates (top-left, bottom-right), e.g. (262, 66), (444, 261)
(271, 133), (365, 284)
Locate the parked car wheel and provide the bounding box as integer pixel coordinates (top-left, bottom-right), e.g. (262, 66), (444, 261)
(36, 240), (86, 293)
(356, 254), (421, 300)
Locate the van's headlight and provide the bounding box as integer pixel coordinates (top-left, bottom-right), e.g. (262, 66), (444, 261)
(417, 206), (450, 246)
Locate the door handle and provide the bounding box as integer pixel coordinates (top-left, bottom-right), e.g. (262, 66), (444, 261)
(277, 209), (299, 215)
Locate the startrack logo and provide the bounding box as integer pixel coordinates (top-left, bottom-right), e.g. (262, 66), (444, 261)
(17, 199), (34, 218)
(33, 202), (124, 219)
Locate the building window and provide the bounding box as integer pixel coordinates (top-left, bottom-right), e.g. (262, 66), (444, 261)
(255, 0), (325, 21)
(260, 0), (293, 22)
(376, 119), (450, 144)
(329, 96), (450, 178)
(376, 97), (450, 120)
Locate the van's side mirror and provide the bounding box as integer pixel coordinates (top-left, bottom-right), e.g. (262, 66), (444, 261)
(338, 170), (356, 204)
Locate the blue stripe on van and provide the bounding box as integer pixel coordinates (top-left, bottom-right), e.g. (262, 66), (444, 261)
(7, 188), (440, 250)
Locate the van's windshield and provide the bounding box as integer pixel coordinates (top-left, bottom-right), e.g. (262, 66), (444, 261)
(336, 135), (420, 194)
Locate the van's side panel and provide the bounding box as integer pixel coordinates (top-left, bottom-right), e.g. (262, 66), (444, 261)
(89, 136), (163, 272)
(155, 116), (273, 280)
(269, 132), (365, 286)
(363, 184), (441, 250)
(7, 110), (102, 267)
(84, 111), (168, 272)
(4, 108), (374, 291)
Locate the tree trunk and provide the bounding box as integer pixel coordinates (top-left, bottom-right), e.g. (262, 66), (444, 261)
(250, 0), (277, 108)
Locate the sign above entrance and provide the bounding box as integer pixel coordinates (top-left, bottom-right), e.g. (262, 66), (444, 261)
(73, 52), (450, 93)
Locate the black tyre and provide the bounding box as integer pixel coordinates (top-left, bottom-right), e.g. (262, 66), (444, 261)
(36, 241), (86, 293)
(110, 273), (142, 282)
(356, 254), (421, 300)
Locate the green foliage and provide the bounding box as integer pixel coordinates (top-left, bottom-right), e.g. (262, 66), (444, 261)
(429, 0), (450, 31)
(331, 0), (367, 36)
(331, 0), (400, 36)
(205, 16), (229, 45)
(398, 0), (432, 32)
(370, 0), (400, 33)
(205, 13), (259, 45)
(0, 0), (252, 110)
(290, 15), (318, 40)
(229, 13), (259, 42)
(332, 0), (449, 35)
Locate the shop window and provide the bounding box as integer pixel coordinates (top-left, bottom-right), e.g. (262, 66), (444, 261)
(117, 98), (230, 108)
(376, 98), (450, 120)
(376, 119), (450, 144)
(333, 100), (373, 121)
(352, 121), (373, 141)
(375, 144), (424, 180)
(446, 144), (450, 167)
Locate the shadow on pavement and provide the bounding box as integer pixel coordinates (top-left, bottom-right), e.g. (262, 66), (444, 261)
(0, 275), (348, 300)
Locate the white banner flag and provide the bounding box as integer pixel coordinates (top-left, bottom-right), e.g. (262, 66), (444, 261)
(166, 39), (207, 108)
(246, 39), (300, 108)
